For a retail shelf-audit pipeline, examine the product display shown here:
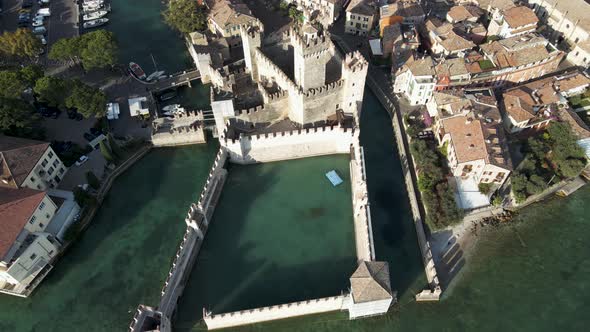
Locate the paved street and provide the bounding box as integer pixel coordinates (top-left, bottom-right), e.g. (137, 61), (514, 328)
(47, 0), (79, 45)
(58, 149), (106, 191)
(0, 0), (20, 32)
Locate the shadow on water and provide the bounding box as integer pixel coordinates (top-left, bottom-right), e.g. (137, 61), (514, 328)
(359, 89), (427, 299)
(173, 159), (357, 331)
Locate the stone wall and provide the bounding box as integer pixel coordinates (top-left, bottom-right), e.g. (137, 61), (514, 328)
(204, 295), (347, 330)
(152, 126), (206, 147)
(349, 141), (374, 262)
(222, 123), (356, 164)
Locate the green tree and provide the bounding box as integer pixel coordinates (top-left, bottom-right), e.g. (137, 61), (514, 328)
(34, 76), (69, 108)
(19, 65), (44, 86)
(525, 174), (547, 195)
(107, 134), (124, 159)
(49, 36), (83, 62)
(0, 70), (27, 98)
(478, 182), (492, 195)
(0, 29), (42, 59)
(80, 30), (118, 69)
(65, 81), (107, 118)
(0, 97), (39, 133)
(98, 140), (114, 162)
(163, 0), (208, 34)
(288, 7), (304, 23)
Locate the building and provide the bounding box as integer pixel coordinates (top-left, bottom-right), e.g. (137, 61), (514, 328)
(425, 18), (476, 56)
(528, 0), (590, 68)
(345, 0), (376, 36)
(379, 0), (425, 33)
(501, 70), (590, 133)
(487, 5), (539, 38)
(430, 90), (512, 207)
(393, 57), (436, 105)
(284, 0), (345, 27)
(446, 4), (483, 24)
(0, 136), (68, 191)
(0, 187), (61, 297)
(207, 0), (258, 47)
(348, 261), (395, 319)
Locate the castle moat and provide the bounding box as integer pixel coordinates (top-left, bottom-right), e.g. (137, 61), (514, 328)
(173, 155), (357, 330)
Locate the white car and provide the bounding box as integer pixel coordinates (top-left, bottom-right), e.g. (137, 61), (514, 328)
(75, 155), (89, 166)
(36, 8), (50, 17)
(37, 35), (47, 45)
(32, 19), (44, 27)
(32, 26), (46, 35)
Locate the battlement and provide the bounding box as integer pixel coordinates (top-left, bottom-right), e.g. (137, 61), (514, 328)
(254, 49), (301, 94)
(304, 80), (344, 98)
(172, 109), (204, 120)
(235, 105), (265, 116)
(258, 83), (289, 102)
(288, 27), (331, 56)
(223, 122), (356, 144)
(343, 51), (368, 73)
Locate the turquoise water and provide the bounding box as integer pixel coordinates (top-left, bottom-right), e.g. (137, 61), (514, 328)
(174, 155), (358, 330)
(0, 145), (218, 331)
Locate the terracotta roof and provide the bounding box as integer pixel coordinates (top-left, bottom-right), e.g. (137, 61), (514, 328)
(350, 261), (393, 303)
(346, 0), (375, 16)
(558, 109), (590, 139)
(503, 6), (538, 28)
(554, 72), (590, 93)
(447, 5), (482, 22)
(503, 94), (536, 123)
(427, 20), (475, 53)
(442, 116), (488, 163)
(0, 187), (46, 259)
(436, 58), (469, 77)
(406, 56), (436, 77)
(0, 136), (49, 187)
(209, 0), (256, 29)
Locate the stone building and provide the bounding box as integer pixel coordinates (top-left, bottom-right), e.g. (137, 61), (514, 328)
(527, 0), (590, 68)
(284, 0), (345, 28)
(425, 18), (476, 57)
(0, 136), (68, 191)
(206, 0), (258, 47)
(348, 261), (395, 319)
(345, 0), (376, 36)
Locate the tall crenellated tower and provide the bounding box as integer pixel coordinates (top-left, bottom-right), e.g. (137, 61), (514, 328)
(291, 24), (333, 90)
(241, 25), (262, 81)
(341, 51), (369, 122)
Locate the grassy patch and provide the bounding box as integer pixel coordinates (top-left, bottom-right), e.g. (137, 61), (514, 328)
(478, 59), (495, 70)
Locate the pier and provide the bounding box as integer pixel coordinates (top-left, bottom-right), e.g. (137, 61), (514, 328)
(149, 69), (201, 92)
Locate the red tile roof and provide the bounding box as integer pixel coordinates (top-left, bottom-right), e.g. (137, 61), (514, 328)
(0, 187), (46, 259)
(0, 136), (49, 187)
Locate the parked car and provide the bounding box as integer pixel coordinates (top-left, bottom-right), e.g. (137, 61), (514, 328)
(83, 133), (96, 141)
(32, 26), (46, 34)
(36, 8), (50, 17)
(36, 35), (47, 45)
(32, 19), (44, 27)
(75, 155), (89, 166)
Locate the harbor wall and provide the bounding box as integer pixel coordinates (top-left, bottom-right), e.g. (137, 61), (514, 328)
(151, 126), (206, 147)
(221, 123), (356, 164)
(349, 140), (375, 262)
(204, 295), (347, 330)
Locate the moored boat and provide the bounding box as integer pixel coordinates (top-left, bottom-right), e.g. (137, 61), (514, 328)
(83, 9), (108, 21)
(129, 62), (147, 80)
(83, 17), (109, 29)
(146, 70), (165, 82)
(162, 104), (185, 115)
(159, 90), (177, 101)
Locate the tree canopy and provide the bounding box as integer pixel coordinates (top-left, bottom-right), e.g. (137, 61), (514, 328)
(163, 0), (208, 34)
(49, 31), (118, 69)
(65, 80), (107, 118)
(0, 29), (42, 59)
(0, 97), (40, 135)
(34, 76), (69, 108)
(0, 66), (44, 99)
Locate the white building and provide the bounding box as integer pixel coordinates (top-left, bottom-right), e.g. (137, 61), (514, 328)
(487, 5), (539, 38)
(0, 187), (61, 297)
(345, 0), (376, 36)
(348, 261), (395, 319)
(528, 0), (590, 68)
(393, 57), (436, 105)
(0, 136), (68, 191)
(207, 0), (259, 47)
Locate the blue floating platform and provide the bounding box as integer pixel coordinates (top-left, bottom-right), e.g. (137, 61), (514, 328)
(325, 170), (343, 186)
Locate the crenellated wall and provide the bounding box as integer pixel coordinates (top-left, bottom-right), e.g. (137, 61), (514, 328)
(349, 139), (374, 262)
(221, 123), (357, 164)
(152, 111), (206, 147)
(204, 295), (348, 330)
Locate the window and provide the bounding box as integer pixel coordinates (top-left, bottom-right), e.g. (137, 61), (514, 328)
(29, 216), (36, 224)
(59, 168), (65, 175)
(48, 151), (54, 158)
(37, 184), (42, 190)
(39, 202), (45, 210)
(575, 38), (580, 43)
(30, 253), (37, 260)
(48, 167), (54, 175)
(576, 51), (580, 56)
(39, 223), (44, 228)
(52, 159), (59, 167)
(45, 213), (50, 219)
(30, 177), (36, 182)
(41, 159), (48, 167)
(566, 24), (570, 29)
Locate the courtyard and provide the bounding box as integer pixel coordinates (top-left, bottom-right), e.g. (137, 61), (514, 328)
(174, 154), (358, 329)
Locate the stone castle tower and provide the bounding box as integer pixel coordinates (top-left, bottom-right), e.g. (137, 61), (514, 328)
(291, 24), (333, 90)
(241, 25), (262, 82)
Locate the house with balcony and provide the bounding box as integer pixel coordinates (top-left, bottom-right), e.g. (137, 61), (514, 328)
(0, 187), (62, 297)
(431, 90), (512, 208)
(0, 136), (68, 191)
(393, 56), (436, 105)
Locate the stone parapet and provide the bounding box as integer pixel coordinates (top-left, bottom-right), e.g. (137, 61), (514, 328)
(204, 295), (348, 330)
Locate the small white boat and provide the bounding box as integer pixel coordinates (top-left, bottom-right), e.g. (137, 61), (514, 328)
(83, 9), (108, 21)
(162, 104), (185, 115)
(129, 62), (147, 80)
(146, 70), (165, 82)
(83, 18), (108, 29)
(82, 2), (103, 12)
(325, 170), (343, 186)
